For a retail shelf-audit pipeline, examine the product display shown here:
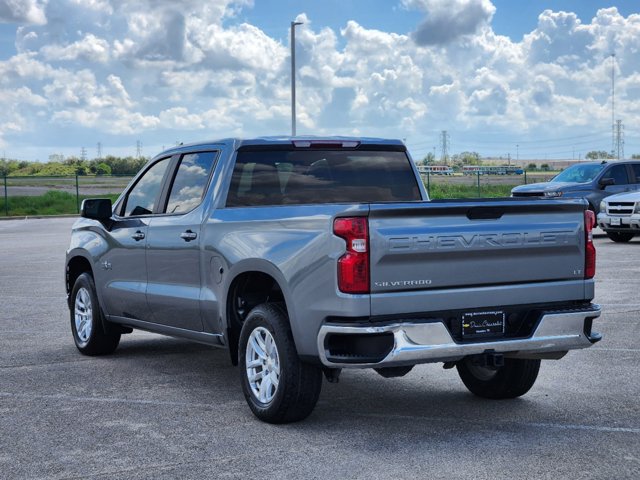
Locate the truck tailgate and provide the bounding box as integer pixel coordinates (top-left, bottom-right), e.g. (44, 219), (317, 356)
(368, 199), (587, 311)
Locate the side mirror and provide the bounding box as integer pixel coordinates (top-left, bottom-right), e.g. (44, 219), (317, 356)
(598, 177), (615, 188)
(81, 198), (112, 221)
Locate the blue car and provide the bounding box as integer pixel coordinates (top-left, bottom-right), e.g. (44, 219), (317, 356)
(511, 160), (640, 214)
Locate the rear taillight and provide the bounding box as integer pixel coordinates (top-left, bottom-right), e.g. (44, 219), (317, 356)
(584, 210), (596, 279)
(333, 217), (370, 294)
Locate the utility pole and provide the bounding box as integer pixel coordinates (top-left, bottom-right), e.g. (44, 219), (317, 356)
(516, 144), (519, 162)
(136, 140), (142, 159)
(97, 142), (102, 160)
(291, 20), (303, 136)
(80, 147), (87, 161)
(615, 120), (624, 160)
(439, 131), (450, 164)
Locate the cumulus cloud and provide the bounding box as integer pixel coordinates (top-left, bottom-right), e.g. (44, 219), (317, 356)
(0, 1), (639, 159)
(404, 0), (496, 46)
(68, 0), (112, 15)
(0, 0), (47, 25)
(41, 34), (110, 63)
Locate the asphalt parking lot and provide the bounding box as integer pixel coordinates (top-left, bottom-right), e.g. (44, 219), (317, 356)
(1, 218), (639, 479)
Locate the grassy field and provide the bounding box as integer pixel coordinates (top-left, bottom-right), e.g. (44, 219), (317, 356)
(1, 183), (518, 216)
(1, 191), (120, 216)
(427, 182), (515, 199)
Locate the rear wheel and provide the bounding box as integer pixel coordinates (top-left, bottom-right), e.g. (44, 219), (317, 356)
(456, 356), (540, 399)
(70, 273), (120, 355)
(239, 303), (322, 423)
(606, 231), (634, 243)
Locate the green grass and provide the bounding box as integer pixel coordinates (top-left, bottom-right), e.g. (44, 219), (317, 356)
(1, 190), (120, 216)
(427, 183), (516, 199)
(1, 183), (518, 216)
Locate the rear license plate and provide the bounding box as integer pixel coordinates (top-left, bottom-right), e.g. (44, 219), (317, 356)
(462, 311), (505, 338)
(610, 217), (621, 226)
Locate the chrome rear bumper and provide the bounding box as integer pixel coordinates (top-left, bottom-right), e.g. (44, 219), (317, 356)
(317, 307), (601, 368)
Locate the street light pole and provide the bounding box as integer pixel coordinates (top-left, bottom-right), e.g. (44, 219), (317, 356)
(291, 21), (303, 137)
(611, 52), (615, 157)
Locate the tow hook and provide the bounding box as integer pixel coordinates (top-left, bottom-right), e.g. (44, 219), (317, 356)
(471, 352), (505, 369)
(323, 367), (342, 383)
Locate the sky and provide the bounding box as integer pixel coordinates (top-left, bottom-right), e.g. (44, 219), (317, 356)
(0, 0), (639, 162)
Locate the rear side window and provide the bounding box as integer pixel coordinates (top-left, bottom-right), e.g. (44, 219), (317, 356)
(226, 149), (421, 207)
(606, 165), (630, 185)
(632, 164), (640, 183)
(165, 152), (216, 214)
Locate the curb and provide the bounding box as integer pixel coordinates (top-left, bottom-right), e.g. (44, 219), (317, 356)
(0, 214), (79, 221)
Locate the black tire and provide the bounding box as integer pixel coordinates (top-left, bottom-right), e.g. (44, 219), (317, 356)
(239, 303), (322, 423)
(70, 272), (120, 355)
(456, 356), (540, 399)
(606, 231), (634, 243)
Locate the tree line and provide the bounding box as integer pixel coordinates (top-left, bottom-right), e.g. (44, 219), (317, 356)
(0, 156), (149, 177)
(420, 150), (640, 167)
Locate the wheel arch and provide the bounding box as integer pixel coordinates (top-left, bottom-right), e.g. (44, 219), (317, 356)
(224, 262), (294, 366)
(66, 252), (94, 306)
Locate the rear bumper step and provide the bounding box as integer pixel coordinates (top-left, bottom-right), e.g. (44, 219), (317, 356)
(317, 306), (601, 368)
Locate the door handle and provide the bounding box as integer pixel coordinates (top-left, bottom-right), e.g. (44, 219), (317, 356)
(131, 231), (145, 241)
(180, 230), (198, 242)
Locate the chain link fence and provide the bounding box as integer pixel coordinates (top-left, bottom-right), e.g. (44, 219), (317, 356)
(1, 175), (134, 216)
(1, 171), (559, 216)
(421, 170), (557, 199)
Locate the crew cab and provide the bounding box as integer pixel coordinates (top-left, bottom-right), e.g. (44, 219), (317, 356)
(66, 137), (601, 423)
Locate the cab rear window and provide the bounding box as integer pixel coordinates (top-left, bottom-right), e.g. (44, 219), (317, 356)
(226, 149), (421, 207)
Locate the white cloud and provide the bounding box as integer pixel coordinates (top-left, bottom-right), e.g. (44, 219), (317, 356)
(0, 0), (47, 25)
(0, 85), (47, 146)
(159, 107), (204, 130)
(0, 2), (639, 159)
(404, 0), (496, 46)
(68, 0), (112, 15)
(41, 34), (110, 63)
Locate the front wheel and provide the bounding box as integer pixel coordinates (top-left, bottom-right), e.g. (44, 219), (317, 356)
(456, 356), (540, 399)
(606, 231), (634, 243)
(70, 273), (120, 355)
(239, 303), (322, 423)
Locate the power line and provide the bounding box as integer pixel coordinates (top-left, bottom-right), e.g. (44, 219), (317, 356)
(408, 132), (607, 149)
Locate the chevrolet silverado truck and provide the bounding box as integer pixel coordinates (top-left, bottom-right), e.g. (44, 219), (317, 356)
(66, 137), (601, 423)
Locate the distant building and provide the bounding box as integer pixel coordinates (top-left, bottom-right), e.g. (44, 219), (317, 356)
(48, 154), (65, 163)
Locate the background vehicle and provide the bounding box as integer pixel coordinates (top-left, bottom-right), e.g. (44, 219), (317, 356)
(463, 165), (523, 175)
(597, 191), (640, 242)
(417, 165), (454, 175)
(511, 160), (640, 214)
(66, 137), (601, 423)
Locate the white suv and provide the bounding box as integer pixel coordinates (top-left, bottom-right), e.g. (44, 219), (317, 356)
(597, 191), (640, 242)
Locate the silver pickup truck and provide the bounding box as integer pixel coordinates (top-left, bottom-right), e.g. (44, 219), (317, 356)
(66, 137), (601, 423)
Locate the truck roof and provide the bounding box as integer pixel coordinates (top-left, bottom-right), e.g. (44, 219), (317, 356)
(156, 136), (406, 157)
